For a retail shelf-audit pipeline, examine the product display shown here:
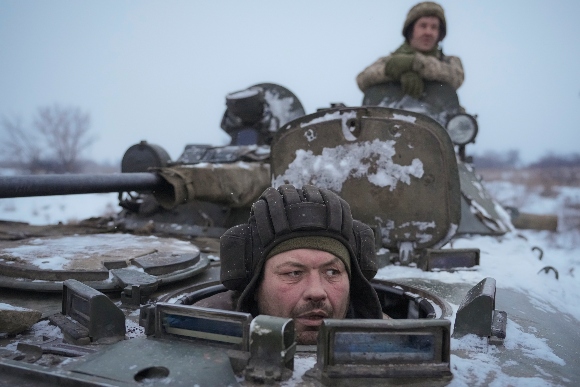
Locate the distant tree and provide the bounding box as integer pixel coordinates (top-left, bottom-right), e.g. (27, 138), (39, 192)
(1, 104), (95, 173)
(529, 153), (580, 168)
(472, 149), (521, 169)
(1, 115), (41, 168)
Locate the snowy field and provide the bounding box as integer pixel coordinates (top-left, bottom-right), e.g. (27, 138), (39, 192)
(1, 175), (579, 386)
(0, 167), (120, 225)
(0, 192), (119, 225)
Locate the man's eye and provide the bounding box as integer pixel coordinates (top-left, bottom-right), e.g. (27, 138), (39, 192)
(325, 269), (341, 277)
(284, 271), (302, 278)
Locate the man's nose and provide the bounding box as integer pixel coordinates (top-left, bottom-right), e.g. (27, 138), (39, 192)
(303, 274), (327, 301)
(425, 28), (436, 37)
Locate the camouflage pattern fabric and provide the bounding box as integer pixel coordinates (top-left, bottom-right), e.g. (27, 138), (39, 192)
(356, 52), (464, 93)
(153, 162), (271, 209)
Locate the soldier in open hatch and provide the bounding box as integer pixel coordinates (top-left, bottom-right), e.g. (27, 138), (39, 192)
(356, 1), (464, 99)
(207, 184), (386, 345)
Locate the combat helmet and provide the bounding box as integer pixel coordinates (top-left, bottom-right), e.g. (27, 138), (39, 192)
(403, 1), (447, 41)
(220, 184), (383, 319)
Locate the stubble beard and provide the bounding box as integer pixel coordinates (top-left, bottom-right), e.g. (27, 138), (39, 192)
(256, 288), (350, 345)
(292, 300), (334, 345)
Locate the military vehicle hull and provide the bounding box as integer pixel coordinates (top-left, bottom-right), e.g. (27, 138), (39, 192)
(1, 224), (576, 386)
(0, 84), (574, 386)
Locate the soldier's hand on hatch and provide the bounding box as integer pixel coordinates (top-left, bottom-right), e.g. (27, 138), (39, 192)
(400, 71), (424, 99)
(384, 54), (415, 79)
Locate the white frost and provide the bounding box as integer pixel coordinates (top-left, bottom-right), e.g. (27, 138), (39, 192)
(300, 110), (358, 141)
(126, 319), (146, 339)
(392, 113), (417, 123)
(281, 354), (317, 386)
(0, 302), (30, 311)
(0, 234), (198, 271)
(264, 89), (296, 127)
(272, 139), (424, 192)
(448, 319), (565, 386)
(376, 219), (436, 245)
(250, 321), (272, 336)
(0, 193), (118, 226)
(234, 161), (252, 170)
(227, 88), (259, 99)
(30, 320), (63, 339)
(304, 128), (317, 142)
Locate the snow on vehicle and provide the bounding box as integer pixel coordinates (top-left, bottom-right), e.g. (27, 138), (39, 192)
(0, 83), (577, 386)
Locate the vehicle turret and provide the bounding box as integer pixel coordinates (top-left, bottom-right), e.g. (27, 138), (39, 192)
(0, 81), (576, 386)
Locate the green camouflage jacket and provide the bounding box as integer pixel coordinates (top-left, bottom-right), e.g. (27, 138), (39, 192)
(356, 52), (464, 93)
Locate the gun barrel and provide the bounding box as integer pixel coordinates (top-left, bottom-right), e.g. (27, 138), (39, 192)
(0, 173), (167, 198)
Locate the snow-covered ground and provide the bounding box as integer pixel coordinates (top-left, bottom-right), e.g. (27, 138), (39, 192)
(0, 168), (120, 225)
(484, 179), (580, 232)
(0, 193), (120, 225)
(376, 180), (580, 386)
(1, 176), (579, 386)
(375, 227), (579, 386)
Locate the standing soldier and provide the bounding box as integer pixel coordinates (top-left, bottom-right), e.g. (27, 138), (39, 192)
(356, 1), (464, 99)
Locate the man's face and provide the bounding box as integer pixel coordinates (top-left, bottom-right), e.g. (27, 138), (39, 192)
(409, 16), (440, 52)
(256, 248), (350, 345)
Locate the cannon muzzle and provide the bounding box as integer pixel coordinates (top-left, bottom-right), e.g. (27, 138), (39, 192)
(0, 173), (167, 198)
(0, 165), (271, 210)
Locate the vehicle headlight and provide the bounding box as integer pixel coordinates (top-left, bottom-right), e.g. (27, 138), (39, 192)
(446, 114), (478, 145)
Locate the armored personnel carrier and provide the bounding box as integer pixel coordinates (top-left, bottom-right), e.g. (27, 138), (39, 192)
(0, 83), (576, 385)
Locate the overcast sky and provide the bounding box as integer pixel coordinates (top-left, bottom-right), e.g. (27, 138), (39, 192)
(1, 0), (579, 165)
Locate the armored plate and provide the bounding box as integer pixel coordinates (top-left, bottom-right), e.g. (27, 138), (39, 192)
(219, 82), (307, 146)
(121, 141), (172, 173)
(362, 81), (461, 127)
(174, 144), (270, 165)
(0, 234), (209, 292)
(271, 107), (461, 250)
(363, 83), (511, 237)
(69, 337), (239, 386)
(251, 82), (306, 127)
(1, 276), (578, 385)
(456, 162), (511, 235)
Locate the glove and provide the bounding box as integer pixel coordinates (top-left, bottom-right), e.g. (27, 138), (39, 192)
(400, 71), (424, 99)
(384, 54), (415, 79)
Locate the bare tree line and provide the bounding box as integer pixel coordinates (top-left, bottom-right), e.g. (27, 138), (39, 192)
(473, 150), (580, 169)
(1, 104), (95, 173)
(2, 105), (577, 174)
